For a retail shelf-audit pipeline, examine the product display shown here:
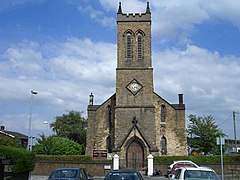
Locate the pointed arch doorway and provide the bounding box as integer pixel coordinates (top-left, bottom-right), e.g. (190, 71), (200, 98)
(126, 139), (144, 170)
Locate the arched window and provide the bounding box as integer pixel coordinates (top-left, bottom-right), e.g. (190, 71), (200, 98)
(137, 33), (143, 60)
(161, 136), (167, 155)
(161, 105), (166, 123)
(126, 32), (133, 61)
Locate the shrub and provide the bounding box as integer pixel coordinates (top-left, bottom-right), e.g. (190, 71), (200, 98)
(36, 154), (92, 162)
(154, 155), (240, 165)
(33, 136), (84, 155)
(0, 145), (35, 173)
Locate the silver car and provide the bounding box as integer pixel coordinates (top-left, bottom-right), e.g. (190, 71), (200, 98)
(169, 167), (220, 180)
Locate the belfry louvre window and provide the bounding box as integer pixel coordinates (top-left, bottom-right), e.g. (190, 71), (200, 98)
(137, 33), (143, 60)
(126, 33), (132, 60)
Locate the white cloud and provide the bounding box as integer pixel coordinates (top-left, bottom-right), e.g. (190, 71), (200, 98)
(77, 5), (115, 28)
(0, 38), (117, 130)
(97, 0), (240, 44)
(153, 45), (240, 136)
(203, 0), (240, 29)
(2, 41), (45, 77)
(48, 38), (116, 84)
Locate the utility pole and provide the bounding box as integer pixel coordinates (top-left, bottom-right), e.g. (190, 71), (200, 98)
(233, 111), (237, 152)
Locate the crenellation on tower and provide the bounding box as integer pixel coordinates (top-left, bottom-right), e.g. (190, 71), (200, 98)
(117, 2), (151, 22)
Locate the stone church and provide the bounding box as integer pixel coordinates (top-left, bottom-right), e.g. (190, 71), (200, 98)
(86, 2), (187, 169)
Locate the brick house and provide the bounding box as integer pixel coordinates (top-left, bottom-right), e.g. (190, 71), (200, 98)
(0, 126), (28, 148)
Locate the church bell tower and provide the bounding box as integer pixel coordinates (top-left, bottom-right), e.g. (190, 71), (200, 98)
(116, 2), (153, 105)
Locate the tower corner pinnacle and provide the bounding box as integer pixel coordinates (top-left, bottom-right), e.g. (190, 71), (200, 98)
(117, 2), (122, 14)
(146, 2), (151, 14)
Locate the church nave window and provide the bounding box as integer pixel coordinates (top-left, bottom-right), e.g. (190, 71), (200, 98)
(161, 135), (167, 155)
(160, 105), (166, 123)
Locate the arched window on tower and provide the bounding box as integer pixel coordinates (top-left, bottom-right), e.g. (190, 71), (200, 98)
(126, 32), (133, 61)
(161, 135), (167, 155)
(160, 105), (166, 123)
(137, 33), (143, 60)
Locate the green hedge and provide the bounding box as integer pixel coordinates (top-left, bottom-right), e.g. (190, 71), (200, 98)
(154, 155), (240, 164)
(0, 146), (35, 173)
(36, 154), (240, 166)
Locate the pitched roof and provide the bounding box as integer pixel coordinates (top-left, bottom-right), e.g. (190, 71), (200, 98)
(0, 130), (27, 139)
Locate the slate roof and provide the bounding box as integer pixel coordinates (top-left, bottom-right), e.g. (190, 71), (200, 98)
(0, 130), (28, 140)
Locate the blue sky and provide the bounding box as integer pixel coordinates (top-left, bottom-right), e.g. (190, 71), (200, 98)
(0, 0), (240, 140)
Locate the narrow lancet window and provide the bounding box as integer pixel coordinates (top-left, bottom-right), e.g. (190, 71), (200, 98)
(137, 33), (143, 60)
(161, 136), (167, 155)
(126, 33), (132, 61)
(106, 136), (112, 153)
(161, 105), (166, 123)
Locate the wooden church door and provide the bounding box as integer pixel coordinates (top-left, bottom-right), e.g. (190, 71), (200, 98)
(127, 141), (144, 170)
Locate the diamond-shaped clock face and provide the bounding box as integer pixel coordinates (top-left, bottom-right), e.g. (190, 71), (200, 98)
(127, 79), (142, 95)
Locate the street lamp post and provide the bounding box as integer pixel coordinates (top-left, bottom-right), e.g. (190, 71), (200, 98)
(27, 90), (37, 151)
(43, 121), (49, 130)
(233, 111), (239, 153)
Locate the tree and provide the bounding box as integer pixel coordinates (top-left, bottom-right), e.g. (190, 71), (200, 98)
(187, 114), (225, 155)
(0, 137), (19, 147)
(50, 110), (87, 145)
(33, 134), (84, 155)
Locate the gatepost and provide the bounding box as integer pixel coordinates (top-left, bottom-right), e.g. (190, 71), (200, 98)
(113, 154), (119, 170)
(147, 154), (153, 176)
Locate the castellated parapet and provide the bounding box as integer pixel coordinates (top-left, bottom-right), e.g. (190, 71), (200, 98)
(117, 13), (151, 22)
(117, 2), (151, 22)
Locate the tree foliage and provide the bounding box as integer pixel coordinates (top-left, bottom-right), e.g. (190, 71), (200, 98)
(187, 114), (225, 155)
(0, 145), (35, 173)
(33, 134), (84, 155)
(0, 137), (20, 147)
(50, 110), (87, 145)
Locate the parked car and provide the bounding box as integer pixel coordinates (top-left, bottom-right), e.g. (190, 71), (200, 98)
(169, 163), (197, 176)
(225, 151), (240, 155)
(47, 168), (93, 180)
(167, 160), (199, 175)
(104, 169), (144, 180)
(169, 167), (220, 180)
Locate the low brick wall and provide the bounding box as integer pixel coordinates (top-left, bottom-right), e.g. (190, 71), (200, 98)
(32, 161), (112, 176)
(33, 161), (240, 177)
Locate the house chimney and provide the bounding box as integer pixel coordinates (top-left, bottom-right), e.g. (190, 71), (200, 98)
(178, 94), (183, 104)
(0, 125), (5, 130)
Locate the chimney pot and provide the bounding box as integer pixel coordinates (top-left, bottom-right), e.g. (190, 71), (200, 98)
(0, 125), (5, 130)
(178, 94), (183, 104)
